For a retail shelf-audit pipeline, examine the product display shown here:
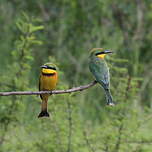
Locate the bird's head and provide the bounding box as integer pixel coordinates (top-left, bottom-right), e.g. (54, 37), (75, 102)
(90, 48), (113, 59)
(40, 63), (57, 75)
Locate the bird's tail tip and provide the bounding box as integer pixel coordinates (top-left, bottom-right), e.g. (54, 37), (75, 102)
(106, 98), (116, 106)
(38, 110), (50, 118)
(107, 102), (115, 106)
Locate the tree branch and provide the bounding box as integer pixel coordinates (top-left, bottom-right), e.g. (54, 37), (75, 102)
(0, 81), (97, 96)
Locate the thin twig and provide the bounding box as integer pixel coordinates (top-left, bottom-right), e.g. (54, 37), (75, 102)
(0, 81), (97, 96)
(125, 76), (131, 98)
(124, 140), (152, 144)
(113, 123), (123, 152)
(67, 98), (72, 152)
(83, 130), (96, 152)
(50, 113), (64, 152)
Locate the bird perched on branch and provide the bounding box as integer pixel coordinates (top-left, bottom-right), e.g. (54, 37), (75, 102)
(38, 63), (58, 118)
(89, 48), (115, 106)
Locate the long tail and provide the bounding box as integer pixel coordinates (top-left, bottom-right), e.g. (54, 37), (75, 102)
(104, 89), (115, 106)
(38, 99), (50, 118)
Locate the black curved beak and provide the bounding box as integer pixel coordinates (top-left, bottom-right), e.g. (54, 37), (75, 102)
(40, 65), (47, 68)
(104, 50), (113, 54)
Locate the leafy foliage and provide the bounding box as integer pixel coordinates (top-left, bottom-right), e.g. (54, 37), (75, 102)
(0, 1), (152, 151)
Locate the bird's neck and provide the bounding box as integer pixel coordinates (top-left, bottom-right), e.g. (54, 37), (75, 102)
(41, 72), (56, 76)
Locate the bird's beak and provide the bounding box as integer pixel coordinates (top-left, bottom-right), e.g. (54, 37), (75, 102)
(104, 50), (113, 54)
(40, 65), (47, 68)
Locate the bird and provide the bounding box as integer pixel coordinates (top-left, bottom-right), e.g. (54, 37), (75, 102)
(38, 63), (58, 118)
(89, 48), (115, 106)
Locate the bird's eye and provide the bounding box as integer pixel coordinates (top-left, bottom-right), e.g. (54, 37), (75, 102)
(47, 67), (56, 70)
(52, 67), (56, 70)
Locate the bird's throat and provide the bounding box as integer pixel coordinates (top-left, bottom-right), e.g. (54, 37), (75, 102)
(42, 69), (56, 76)
(97, 54), (106, 59)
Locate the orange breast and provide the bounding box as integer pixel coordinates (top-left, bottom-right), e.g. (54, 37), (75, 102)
(40, 73), (58, 91)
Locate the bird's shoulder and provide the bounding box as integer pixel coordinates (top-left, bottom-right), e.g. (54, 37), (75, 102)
(89, 59), (109, 73)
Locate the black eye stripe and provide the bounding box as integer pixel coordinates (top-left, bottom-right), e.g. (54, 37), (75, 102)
(47, 67), (56, 70)
(95, 52), (105, 56)
(43, 66), (56, 70)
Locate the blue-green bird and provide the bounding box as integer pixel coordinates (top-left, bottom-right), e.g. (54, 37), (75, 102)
(89, 48), (115, 106)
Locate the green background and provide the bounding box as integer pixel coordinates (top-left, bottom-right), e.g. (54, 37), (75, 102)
(0, 0), (152, 151)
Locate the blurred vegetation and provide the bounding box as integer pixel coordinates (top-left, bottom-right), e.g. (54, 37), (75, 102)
(0, 0), (152, 151)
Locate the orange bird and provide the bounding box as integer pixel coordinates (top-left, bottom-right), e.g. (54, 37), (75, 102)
(38, 63), (58, 118)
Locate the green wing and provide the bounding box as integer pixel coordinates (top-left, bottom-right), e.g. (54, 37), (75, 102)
(89, 59), (110, 89)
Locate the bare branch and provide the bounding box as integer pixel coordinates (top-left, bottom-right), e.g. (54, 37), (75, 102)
(0, 81), (97, 96)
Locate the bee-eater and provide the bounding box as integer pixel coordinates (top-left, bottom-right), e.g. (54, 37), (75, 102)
(89, 48), (115, 106)
(38, 63), (58, 118)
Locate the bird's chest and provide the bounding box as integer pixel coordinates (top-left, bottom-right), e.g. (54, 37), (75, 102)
(40, 74), (57, 90)
(90, 59), (108, 71)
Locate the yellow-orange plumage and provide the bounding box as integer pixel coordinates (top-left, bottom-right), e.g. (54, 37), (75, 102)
(38, 63), (58, 118)
(40, 71), (57, 91)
